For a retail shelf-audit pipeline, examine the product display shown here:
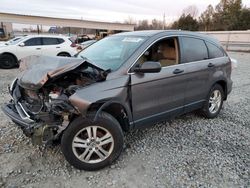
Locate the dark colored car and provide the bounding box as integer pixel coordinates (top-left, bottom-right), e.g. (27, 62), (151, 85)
(0, 28), (5, 38)
(75, 35), (91, 44)
(2, 30), (232, 171)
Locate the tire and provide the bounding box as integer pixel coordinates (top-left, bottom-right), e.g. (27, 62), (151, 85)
(61, 112), (124, 171)
(201, 84), (224, 118)
(57, 52), (71, 57)
(0, 54), (17, 69)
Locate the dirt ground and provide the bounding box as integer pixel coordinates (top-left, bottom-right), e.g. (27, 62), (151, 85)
(0, 52), (249, 188)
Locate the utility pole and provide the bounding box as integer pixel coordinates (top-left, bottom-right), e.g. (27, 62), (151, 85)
(163, 13), (165, 30)
(37, 25), (40, 34)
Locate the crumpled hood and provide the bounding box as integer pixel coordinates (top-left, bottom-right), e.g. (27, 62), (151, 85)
(18, 55), (101, 90)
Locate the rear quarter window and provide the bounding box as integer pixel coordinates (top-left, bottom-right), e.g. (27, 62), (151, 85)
(181, 37), (208, 63)
(206, 42), (225, 59)
(57, 38), (65, 44)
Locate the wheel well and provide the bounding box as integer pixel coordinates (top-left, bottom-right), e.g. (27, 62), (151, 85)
(88, 103), (130, 132)
(215, 80), (227, 100)
(57, 52), (71, 57)
(1, 52), (18, 64)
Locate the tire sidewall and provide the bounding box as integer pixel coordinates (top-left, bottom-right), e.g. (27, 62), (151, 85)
(0, 54), (16, 69)
(61, 112), (124, 171)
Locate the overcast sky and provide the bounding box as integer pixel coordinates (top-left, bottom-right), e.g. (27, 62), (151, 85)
(1, 0), (250, 24)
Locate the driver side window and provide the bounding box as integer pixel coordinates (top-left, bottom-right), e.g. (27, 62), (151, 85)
(136, 37), (179, 68)
(24, 37), (42, 46)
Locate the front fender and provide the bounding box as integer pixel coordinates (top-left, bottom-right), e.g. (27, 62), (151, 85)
(69, 75), (131, 117)
(92, 100), (133, 123)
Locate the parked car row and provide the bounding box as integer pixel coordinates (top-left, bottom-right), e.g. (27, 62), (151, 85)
(0, 35), (79, 68)
(0, 36), (26, 47)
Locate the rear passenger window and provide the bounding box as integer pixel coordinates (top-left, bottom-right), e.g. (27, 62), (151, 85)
(206, 42), (224, 58)
(181, 37), (208, 63)
(42, 37), (60, 45)
(24, 38), (42, 46)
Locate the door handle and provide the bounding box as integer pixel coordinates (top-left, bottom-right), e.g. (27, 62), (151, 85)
(56, 46), (60, 48)
(36, 48), (41, 50)
(173, 69), (184, 74)
(208, 63), (215, 67)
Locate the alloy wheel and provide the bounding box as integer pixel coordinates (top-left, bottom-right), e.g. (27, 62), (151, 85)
(72, 125), (114, 164)
(209, 90), (222, 114)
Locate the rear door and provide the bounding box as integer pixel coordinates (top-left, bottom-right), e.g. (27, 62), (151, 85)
(41, 37), (64, 56)
(130, 37), (188, 127)
(179, 36), (211, 112)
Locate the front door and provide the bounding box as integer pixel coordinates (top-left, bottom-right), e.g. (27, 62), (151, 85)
(130, 37), (188, 127)
(16, 37), (43, 59)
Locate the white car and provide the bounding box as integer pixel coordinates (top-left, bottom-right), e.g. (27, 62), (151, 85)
(0, 35), (78, 68)
(0, 37), (24, 47)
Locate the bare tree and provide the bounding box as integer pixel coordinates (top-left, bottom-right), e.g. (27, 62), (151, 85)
(182, 5), (199, 18)
(199, 4), (214, 31)
(124, 16), (136, 24)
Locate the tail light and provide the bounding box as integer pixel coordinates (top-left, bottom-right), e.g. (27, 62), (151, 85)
(229, 57), (232, 73)
(70, 43), (77, 47)
(230, 58), (238, 71)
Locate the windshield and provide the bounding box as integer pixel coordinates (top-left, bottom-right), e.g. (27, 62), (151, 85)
(78, 36), (146, 71)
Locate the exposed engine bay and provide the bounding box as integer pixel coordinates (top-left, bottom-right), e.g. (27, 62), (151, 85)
(6, 56), (109, 145)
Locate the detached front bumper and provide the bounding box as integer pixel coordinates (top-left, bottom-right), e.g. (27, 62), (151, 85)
(2, 78), (36, 136)
(2, 102), (34, 128)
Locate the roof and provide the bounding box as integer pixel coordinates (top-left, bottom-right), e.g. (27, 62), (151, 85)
(24, 34), (68, 38)
(20, 34), (70, 40)
(115, 30), (220, 44)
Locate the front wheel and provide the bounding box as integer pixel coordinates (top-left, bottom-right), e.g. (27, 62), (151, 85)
(201, 84), (224, 118)
(0, 54), (17, 69)
(61, 112), (124, 171)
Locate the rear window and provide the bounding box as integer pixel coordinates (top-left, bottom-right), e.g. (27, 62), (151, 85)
(206, 42), (224, 59)
(181, 37), (208, 63)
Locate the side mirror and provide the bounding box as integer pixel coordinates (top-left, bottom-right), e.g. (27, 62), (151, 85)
(134, 61), (161, 73)
(19, 42), (25, 47)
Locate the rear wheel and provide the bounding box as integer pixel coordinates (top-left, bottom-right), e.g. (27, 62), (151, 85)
(61, 112), (124, 171)
(0, 54), (17, 69)
(57, 52), (71, 57)
(202, 84), (224, 118)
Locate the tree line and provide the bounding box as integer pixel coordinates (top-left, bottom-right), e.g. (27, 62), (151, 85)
(130, 0), (250, 31)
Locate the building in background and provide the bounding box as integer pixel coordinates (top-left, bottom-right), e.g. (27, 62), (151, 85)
(0, 22), (13, 39)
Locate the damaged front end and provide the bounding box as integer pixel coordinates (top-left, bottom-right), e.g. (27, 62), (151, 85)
(2, 55), (108, 145)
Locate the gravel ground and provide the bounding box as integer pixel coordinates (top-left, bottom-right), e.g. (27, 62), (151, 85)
(0, 52), (249, 188)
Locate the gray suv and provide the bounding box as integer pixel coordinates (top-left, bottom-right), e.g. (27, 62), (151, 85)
(2, 30), (232, 171)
